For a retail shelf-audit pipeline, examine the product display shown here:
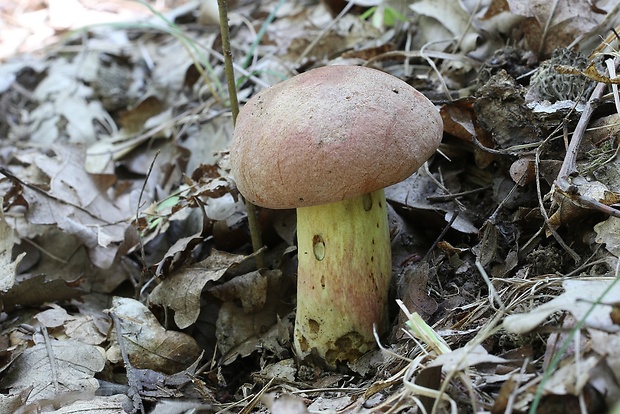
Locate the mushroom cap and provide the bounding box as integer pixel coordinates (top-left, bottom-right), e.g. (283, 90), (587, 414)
(230, 65), (443, 209)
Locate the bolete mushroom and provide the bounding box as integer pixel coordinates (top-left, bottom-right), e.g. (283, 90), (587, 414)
(230, 65), (443, 368)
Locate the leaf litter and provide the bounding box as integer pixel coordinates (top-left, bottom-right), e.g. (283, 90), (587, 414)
(2, 0), (620, 412)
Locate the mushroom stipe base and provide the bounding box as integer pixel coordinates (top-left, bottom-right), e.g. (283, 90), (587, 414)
(294, 189), (391, 368)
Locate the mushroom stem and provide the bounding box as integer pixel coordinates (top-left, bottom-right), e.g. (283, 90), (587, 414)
(294, 188), (391, 367)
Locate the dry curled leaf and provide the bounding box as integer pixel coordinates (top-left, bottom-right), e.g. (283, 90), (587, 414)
(108, 297), (201, 374)
(149, 249), (247, 329)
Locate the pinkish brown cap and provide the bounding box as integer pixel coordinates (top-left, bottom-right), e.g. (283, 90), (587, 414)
(230, 65), (443, 209)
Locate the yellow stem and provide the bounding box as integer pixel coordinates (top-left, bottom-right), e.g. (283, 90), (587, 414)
(294, 189), (391, 368)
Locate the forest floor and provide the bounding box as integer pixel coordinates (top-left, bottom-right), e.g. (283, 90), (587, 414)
(2, 0), (620, 413)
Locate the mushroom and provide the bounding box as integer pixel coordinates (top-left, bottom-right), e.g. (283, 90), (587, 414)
(230, 65), (443, 368)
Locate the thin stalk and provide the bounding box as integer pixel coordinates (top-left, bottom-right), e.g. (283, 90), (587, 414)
(217, 0), (265, 269)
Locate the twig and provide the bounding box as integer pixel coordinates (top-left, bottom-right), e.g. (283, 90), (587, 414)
(363, 49), (479, 69)
(217, 0), (265, 269)
(555, 80), (608, 180)
(41, 327), (60, 393)
(240, 378), (274, 414)
(538, 0), (560, 56)
(218, 0), (240, 123)
(21, 237), (69, 264)
(551, 58), (620, 222)
(534, 137), (581, 264)
(109, 312), (145, 414)
(135, 150), (159, 299)
(554, 180), (620, 218)
(295, 0), (355, 67)
(426, 185), (491, 202)
(421, 162), (465, 210)
(422, 211), (459, 263)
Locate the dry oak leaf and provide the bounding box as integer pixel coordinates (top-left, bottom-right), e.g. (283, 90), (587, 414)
(108, 297), (200, 375)
(9, 145), (133, 269)
(0, 340), (105, 404)
(150, 249), (247, 329)
(506, 0), (610, 55)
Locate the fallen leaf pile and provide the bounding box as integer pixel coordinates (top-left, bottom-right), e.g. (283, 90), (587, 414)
(2, 0), (620, 412)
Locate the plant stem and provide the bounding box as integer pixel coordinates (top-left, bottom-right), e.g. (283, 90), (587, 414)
(217, 0), (240, 122)
(217, 0), (265, 269)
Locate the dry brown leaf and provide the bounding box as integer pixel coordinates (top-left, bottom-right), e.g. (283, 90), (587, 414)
(85, 108), (175, 176)
(397, 263), (438, 324)
(588, 330), (620, 403)
(0, 388), (29, 414)
(259, 358), (297, 382)
(153, 229), (209, 278)
(549, 178), (620, 230)
(184, 116), (234, 174)
(210, 269), (269, 313)
(63, 314), (109, 345)
(385, 173), (479, 234)
(108, 297), (201, 374)
(29, 57), (111, 144)
(131, 357), (201, 399)
(217, 300), (278, 360)
(254, 6), (381, 71)
(307, 395), (352, 412)
(34, 305), (72, 328)
(6, 145), (133, 269)
(440, 98), (497, 168)
(506, 0), (610, 55)
(65, 295), (112, 345)
(11, 229), (133, 293)
(585, 113), (620, 146)
(42, 394), (133, 414)
(410, 0), (481, 53)
(595, 217), (620, 257)
(539, 354), (600, 396)
(216, 273), (295, 365)
(0, 274), (81, 313)
(150, 400), (214, 414)
(150, 249), (246, 329)
(503, 279), (620, 334)
(429, 344), (508, 371)
(480, 0), (511, 20)
(0, 340), (105, 404)
(117, 96), (168, 133)
(509, 157), (536, 186)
